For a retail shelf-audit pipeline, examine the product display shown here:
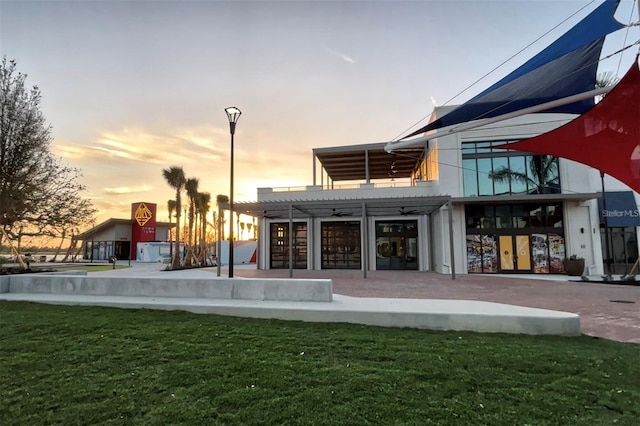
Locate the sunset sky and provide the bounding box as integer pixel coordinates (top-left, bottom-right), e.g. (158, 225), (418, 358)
(2, 0), (638, 227)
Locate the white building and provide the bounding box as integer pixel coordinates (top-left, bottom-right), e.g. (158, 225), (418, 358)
(234, 109), (639, 277)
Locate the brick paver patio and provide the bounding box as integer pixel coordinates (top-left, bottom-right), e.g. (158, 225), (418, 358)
(233, 268), (640, 344)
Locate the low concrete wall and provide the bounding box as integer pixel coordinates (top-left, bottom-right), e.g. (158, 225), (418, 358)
(0, 293), (581, 336)
(1, 269), (86, 294)
(5, 274), (332, 302)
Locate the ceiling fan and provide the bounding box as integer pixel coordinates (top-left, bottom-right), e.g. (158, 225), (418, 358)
(331, 208), (353, 217)
(399, 206), (418, 216)
(262, 210), (280, 219)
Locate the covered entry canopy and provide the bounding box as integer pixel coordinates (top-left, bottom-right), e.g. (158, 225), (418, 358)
(313, 142), (425, 182)
(224, 194), (456, 280)
(231, 195), (452, 220)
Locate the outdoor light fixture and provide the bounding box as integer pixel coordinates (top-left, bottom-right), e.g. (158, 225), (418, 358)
(225, 106), (241, 278)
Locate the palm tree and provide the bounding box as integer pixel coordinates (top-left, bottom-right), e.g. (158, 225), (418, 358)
(197, 192), (211, 264)
(216, 194), (229, 241)
(184, 177), (199, 267)
(489, 155), (559, 195)
(252, 216), (257, 240)
(162, 166), (186, 269)
(167, 199), (176, 260)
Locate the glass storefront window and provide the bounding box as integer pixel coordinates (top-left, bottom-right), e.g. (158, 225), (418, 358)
(601, 227), (639, 274)
(466, 234), (497, 273)
(466, 203), (565, 274)
(270, 222), (307, 269)
(321, 221), (361, 269)
(495, 205), (511, 229)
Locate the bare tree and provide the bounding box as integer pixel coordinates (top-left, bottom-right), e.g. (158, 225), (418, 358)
(0, 57), (96, 253)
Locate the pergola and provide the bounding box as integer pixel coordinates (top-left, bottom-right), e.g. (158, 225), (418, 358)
(223, 194), (455, 280)
(312, 142), (425, 184)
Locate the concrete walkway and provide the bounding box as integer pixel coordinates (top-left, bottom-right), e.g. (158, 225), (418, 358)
(2, 262), (638, 342)
(233, 268), (639, 343)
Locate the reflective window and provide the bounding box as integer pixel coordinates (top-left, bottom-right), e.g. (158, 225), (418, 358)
(463, 159), (478, 197)
(509, 156), (527, 194)
(461, 141), (561, 196)
(495, 205), (511, 229)
(476, 142), (491, 153)
(466, 203), (564, 231)
(477, 158), (493, 196)
(601, 227), (638, 274)
(492, 157), (510, 195)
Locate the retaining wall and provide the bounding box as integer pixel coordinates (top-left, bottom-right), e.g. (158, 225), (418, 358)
(2, 273), (332, 302)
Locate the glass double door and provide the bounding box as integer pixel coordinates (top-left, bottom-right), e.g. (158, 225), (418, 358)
(498, 235), (532, 272)
(376, 220), (418, 270)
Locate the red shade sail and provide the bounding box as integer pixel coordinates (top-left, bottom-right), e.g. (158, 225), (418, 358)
(495, 61), (640, 192)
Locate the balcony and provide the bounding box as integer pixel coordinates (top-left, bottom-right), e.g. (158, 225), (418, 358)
(258, 180), (438, 202)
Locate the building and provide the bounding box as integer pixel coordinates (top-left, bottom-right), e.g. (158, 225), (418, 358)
(76, 202), (174, 261)
(233, 109), (639, 276)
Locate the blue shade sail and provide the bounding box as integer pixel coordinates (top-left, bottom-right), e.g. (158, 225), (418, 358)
(404, 0), (623, 139)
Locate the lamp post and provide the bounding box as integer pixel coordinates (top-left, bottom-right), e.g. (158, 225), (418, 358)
(225, 106), (241, 278)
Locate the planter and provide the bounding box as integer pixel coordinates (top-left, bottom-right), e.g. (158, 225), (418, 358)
(564, 259), (585, 276)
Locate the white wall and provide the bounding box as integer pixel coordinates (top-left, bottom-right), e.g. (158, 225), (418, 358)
(432, 111), (614, 275)
(93, 223), (131, 242)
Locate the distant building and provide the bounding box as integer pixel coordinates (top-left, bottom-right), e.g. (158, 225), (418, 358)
(76, 202), (174, 261)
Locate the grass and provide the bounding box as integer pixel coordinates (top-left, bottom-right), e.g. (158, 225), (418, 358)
(1, 302), (638, 425)
(53, 264), (131, 272)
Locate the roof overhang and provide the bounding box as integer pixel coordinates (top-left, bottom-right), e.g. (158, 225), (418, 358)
(313, 142), (425, 181)
(452, 192), (601, 205)
(227, 195), (452, 220)
(76, 219), (175, 240)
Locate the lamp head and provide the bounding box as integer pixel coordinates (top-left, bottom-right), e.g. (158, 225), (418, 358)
(225, 107), (241, 135)
(225, 106), (242, 124)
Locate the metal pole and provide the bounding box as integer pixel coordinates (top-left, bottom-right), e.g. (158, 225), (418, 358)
(312, 152), (316, 186)
(601, 171), (612, 279)
(216, 204), (221, 277)
(288, 205), (294, 278)
(365, 149), (370, 183)
(362, 202), (368, 279)
(448, 199), (456, 280)
(229, 129), (235, 278)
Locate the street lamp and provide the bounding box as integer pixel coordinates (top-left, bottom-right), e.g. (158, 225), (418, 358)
(225, 106), (241, 278)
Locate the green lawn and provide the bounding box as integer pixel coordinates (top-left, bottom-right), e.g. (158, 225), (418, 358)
(53, 264), (131, 272)
(1, 302), (638, 425)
